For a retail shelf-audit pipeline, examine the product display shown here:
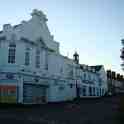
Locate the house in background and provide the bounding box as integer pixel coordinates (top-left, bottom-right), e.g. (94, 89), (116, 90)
(107, 70), (124, 95)
(74, 63), (108, 98)
(0, 9), (108, 104)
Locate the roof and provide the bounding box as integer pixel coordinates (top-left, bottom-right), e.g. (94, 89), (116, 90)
(90, 65), (103, 72)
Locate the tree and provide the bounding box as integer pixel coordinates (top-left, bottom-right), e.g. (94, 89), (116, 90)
(111, 71), (116, 80)
(120, 39), (124, 70)
(117, 73), (121, 81)
(107, 70), (112, 79)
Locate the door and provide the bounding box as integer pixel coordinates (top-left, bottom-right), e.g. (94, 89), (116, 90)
(23, 84), (47, 104)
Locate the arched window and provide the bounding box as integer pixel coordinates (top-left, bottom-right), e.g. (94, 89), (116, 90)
(8, 42), (16, 64)
(35, 49), (40, 68)
(25, 47), (30, 66)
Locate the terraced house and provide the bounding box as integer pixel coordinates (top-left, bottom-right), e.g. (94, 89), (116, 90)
(107, 70), (124, 95)
(0, 9), (108, 104)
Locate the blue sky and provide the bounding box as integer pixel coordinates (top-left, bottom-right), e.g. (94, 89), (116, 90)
(0, 0), (123, 74)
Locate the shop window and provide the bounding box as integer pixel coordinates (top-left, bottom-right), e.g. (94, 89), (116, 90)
(6, 73), (14, 79)
(93, 87), (95, 96)
(59, 86), (64, 90)
(97, 88), (99, 96)
(83, 86), (86, 96)
(89, 86), (92, 96)
(99, 88), (101, 96)
(70, 84), (73, 88)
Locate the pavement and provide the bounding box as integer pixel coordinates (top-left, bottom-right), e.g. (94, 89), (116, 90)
(0, 95), (123, 124)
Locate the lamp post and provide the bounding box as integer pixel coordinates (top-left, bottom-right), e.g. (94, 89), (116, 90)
(73, 51), (80, 99)
(76, 66), (80, 99)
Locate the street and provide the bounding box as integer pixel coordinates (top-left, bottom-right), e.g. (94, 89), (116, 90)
(0, 95), (123, 124)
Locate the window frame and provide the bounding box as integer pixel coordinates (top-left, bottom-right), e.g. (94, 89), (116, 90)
(25, 47), (30, 66)
(35, 49), (40, 68)
(8, 42), (16, 64)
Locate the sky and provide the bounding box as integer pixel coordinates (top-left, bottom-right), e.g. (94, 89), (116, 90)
(0, 0), (123, 74)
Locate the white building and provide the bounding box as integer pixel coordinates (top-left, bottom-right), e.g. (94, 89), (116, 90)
(74, 64), (108, 98)
(0, 9), (107, 104)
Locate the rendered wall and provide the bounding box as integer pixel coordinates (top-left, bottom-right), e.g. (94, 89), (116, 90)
(0, 85), (17, 103)
(48, 80), (76, 102)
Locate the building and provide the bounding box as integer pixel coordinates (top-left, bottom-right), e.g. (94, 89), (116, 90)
(0, 9), (107, 104)
(107, 70), (124, 95)
(75, 64), (107, 98)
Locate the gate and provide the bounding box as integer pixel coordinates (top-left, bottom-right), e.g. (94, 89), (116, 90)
(23, 84), (47, 104)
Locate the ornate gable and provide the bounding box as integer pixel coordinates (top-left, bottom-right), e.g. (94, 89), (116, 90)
(36, 37), (47, 49)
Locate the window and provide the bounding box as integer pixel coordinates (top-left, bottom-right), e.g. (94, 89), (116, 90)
(79, 88), (82, 94)
(70, 84), (73, 88)
(6, 73), (14, 79)
(93, 76), (96, 82)
(83, 86), (86, 96)
(93, 87), (95, 96)
(102, 89), (104, 95)
(88, 74), (91, 81)
(99, 78), (102, 86)
(101, 88), (102, 96)
(45, 51), (48, 70)
(89, 86), (92, 96)
(25, 47), (30, 66)
(60, 67), (63, 73)
(59, 86), (64, 90)
(97, 88), (99, 96)
(35, 49), (40, 68)
(99, 88), (101, 96)
(84, 73), (86, 80)
(8, 43), (16, 64)
(34, 77), (39, 82)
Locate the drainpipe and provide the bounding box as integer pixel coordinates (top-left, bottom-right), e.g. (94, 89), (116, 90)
(18, 75), (23, 104)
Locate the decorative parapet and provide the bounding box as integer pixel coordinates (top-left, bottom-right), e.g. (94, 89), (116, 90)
(31, 9), (48, 22)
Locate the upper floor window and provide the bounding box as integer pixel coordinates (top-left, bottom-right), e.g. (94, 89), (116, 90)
(93, 75), (95, 82)
(84, 73), (86, 80)
(35, 49), (40, 68)
(45, 51), (48, 70)
(98, 77), (102, 86)
(25, 47), (30, 66)
(8, 43), (16, 64)
(88, 74), (91, 81)
(70, 84), (73, 88)
(83, 86), (86, 96)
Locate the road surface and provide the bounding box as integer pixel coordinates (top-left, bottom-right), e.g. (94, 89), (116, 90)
(0, 95), (123, 124)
